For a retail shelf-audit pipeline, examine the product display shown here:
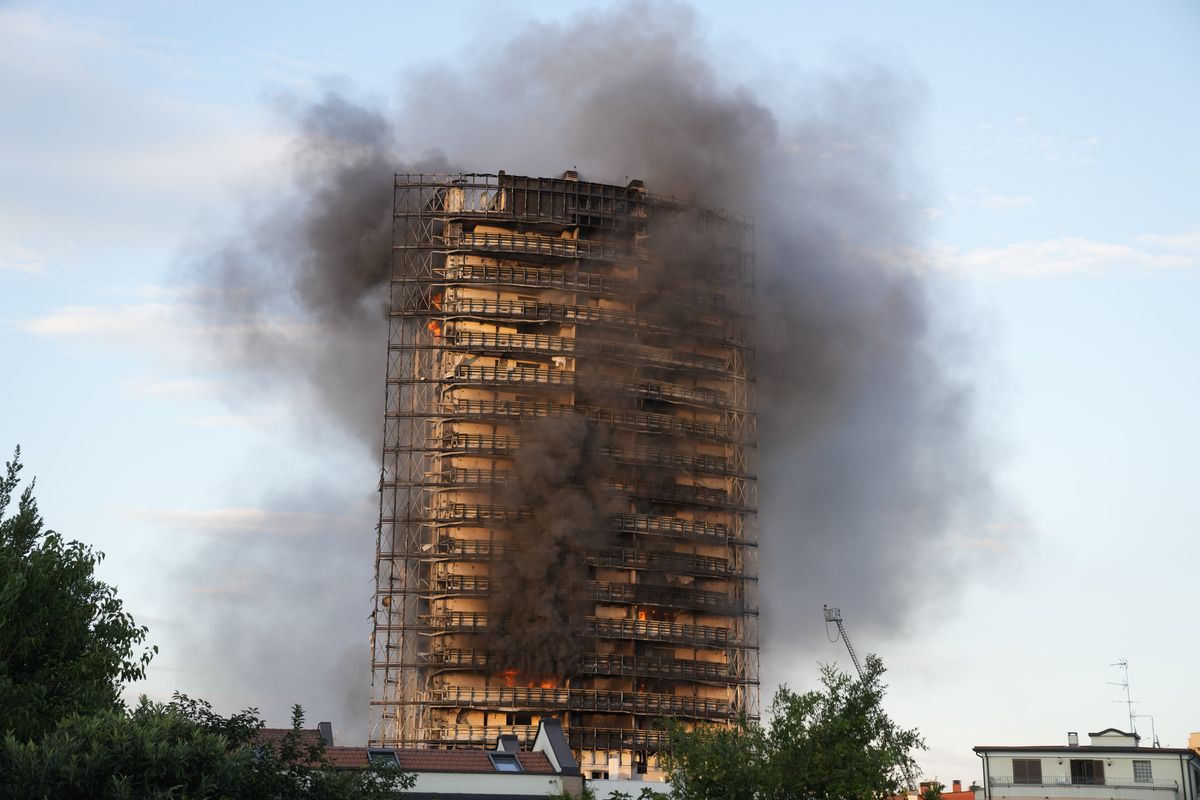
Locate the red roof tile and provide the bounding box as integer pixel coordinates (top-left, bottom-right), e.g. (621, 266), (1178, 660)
(324, 747), (370, 769)
(352, 748), (557, 774)
(252, 728), (325, 749)
(246, 739), (557, 775)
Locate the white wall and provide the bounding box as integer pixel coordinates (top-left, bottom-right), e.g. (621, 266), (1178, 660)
(409, 770), (566, 796)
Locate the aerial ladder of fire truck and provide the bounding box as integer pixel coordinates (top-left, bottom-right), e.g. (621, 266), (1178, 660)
(823, 605), (918, 794)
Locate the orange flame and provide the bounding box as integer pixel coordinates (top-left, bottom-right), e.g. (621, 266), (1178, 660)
(431, 292), (443, 309)
(427, 319), (442, 337)
(499, 669), (518, 688)
(637, 610), (648, 621)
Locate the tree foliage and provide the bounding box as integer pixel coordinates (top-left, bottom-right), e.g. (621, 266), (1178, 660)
(0, 447), (155, 741)
(0, 449), (414, 798)
(666, 655), (923, 800)
(0, 693), (414, 799)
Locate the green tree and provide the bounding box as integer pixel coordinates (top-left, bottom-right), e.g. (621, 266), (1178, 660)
(666, 655), (923, 800)
(0, 448), (414, 798)
(0, 447), (155, 741)
(0, 693), (415, 799)
(922, 781), (944, 800)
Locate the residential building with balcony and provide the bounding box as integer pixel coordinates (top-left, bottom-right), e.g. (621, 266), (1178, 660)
(976, 729), (1200, 800)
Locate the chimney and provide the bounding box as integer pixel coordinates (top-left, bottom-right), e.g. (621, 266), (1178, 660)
(318, 721), (333, 746)
(953, 781), (962, 792)
(1068, 731), (1079, 747)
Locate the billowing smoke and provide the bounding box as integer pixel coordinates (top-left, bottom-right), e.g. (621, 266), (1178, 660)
(488, 417), (621, 680)
(185, 1), (999, 736)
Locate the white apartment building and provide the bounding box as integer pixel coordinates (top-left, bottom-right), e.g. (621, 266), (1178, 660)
(976, 729), (1200, 800)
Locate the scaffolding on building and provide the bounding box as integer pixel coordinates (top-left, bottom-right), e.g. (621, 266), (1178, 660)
(371, 172), (758, 777)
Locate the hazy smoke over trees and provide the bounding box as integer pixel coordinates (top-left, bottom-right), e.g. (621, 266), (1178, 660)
(187, 1), (1000, 739)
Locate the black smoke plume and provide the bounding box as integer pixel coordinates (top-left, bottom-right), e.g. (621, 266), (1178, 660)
(488, 417), (621, 680)
(185, 0), (1001, 737)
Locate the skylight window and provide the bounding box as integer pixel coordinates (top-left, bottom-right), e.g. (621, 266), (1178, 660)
(490, 752), (522, 772)
(368, 749), (400, 767)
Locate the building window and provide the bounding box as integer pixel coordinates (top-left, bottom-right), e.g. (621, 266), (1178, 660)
(490, 753), (522, 773)
(367, 749), (400, 767)
(1013, 759), (1043, 784)
(1133, 761), (1153, 783)
(1070, 759), (1105, 786)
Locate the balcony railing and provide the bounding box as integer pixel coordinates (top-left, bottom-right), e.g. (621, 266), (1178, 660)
(439, 399), (731, 441)
(420, 648), (740, 684)
(420, 687), (730, 719)
(445, 331), (729, 375)
(410, 724), (670, 750)
(439, 260), (741, 313)
(447, 365), (736, 411)
(439, 297), (736, 344)
(989, 777), (1179, 791)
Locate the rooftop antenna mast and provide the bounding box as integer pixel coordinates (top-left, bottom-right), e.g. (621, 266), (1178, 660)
(1133, 714), (1160, 748)
(1109, 659), (1136, 735)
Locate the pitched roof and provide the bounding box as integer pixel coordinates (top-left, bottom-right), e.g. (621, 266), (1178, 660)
(320, 747), (555, 774)
(252, 728), (325, 749)
(974, 744), (1198, 755)
(396, 749), (555, 774)
(324, 747), (370, 769)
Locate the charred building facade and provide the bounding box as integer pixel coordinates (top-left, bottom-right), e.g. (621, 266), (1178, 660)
(371, 172), (758, 777)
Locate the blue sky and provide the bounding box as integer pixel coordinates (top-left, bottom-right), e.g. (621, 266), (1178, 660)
(2, 0), (1198, 782)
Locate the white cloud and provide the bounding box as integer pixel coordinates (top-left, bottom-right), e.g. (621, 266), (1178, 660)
(0, 245), (45, 273)
(1137, 230), (1200, 252)
(932, 230), (1200, 277)
(17, 296), (318, 355)
(18, 303), (181, 339)
(0, 8), (288, 252)
(115, 505), (361, 538)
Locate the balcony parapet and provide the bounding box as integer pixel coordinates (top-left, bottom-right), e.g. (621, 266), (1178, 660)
(989, 777), (1179, 791)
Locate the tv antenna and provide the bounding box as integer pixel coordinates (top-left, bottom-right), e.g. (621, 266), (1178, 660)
(1133, 714), (1160, 748)
(1108, 659), (1137, 735)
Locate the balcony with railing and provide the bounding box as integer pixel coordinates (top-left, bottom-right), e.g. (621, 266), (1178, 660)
(408, 724), (671, 751)
(445, 331), (729, 375)
(438, 260), (742, 314)
(987, 776), (1180, 797)
(446, 365), (737, 412)
(439, 297), (737, 344)
(427, 538), (735, 578)
(437, 398), (731, 441)
(420, 648), (740, 684)
(415, 575), (739, 614)
(420, 686), (730, 719)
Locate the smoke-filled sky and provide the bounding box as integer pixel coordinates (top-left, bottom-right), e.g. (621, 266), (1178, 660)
(2, 0), (1199, 784)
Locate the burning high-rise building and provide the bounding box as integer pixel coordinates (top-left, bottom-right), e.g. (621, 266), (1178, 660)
(371, 171), (758, 778)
